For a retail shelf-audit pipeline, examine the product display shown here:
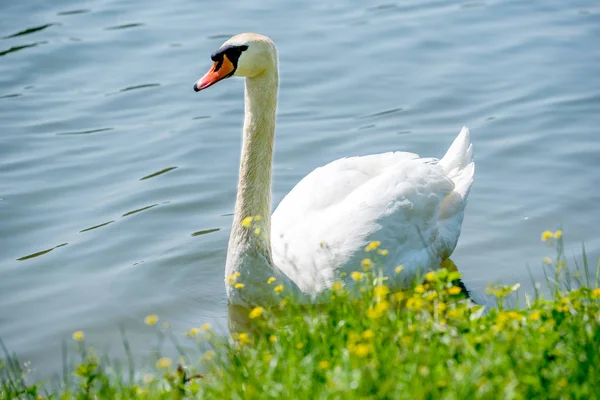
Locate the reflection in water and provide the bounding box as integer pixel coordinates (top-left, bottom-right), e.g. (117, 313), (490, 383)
(191, 228), (220, 237)
(0, 42), (44, 57)
(122, 204), (158, 217)
(140, 167), (178, 181)
(57, 9), (90, 16)
(79, 221), (115, 233)
(3, 24), (55, 39)
(119, 83), (160, 92)
(105, 23), (144, 31)
(17, 243), (68, 261)
(56, 127), (113, 135)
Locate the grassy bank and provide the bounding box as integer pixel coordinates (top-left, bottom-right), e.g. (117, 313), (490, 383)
(2, 233), (600, 399)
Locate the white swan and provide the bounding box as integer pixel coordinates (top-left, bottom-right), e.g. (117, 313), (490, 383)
(194, 33), (474, 306)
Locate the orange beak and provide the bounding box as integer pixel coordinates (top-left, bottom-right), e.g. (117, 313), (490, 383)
(193, 55), (235, 92)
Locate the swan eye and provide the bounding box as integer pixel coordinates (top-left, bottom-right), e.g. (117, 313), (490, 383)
(211, 45), (249, 64)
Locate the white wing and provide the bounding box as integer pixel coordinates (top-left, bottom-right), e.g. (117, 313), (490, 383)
(271, 127), (474, 295)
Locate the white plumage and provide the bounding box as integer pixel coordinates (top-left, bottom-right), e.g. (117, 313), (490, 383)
(194, 33), (474, 306)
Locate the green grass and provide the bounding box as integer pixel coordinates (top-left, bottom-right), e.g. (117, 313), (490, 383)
(2, 235), (600, 399)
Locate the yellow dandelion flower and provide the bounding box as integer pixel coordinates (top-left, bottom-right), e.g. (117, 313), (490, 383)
(72, 330), (84, 342)
(447, 286), (461, 295)
(541, 231), (553, 241)
(507, 311), (522, 320)
(332, 281), (344, 292)
(186, 327), (199, 337)
(263, 353), (273, 362)
(267, 277), (276, 284)
(248, 306), (264, 319)
(592, 288), (600, 297)
(361, 258), (374, 271)
(254, 228), (261, 235)
(296, 342), (304, 349)
(156, 357), (172, 369)
(201, 323), (212, 331)
(237, 332), (250, 345)
(269, 335), (277, 343)
(253, 215), (262, 221)
(318, 360), (330, 369)
(394, 291), (405, 301)
(274, 285), (284, 293)
(144, 314), (159, 326)
(425, 271), (436, 282)
(377, 249), (389, 256)
(374, 284), (390, 298)
(351, 271), (364, 282)
(553, 230), (563, 239)
(365, 241), (381, 252)
(415, 285), (425, 294)
(234, 283), (245, 289)
(241, 216), (253, 228)
(543, 257), (552, 265)
(362, 329), (375, 340)
(529, 311), (541, 321)
(351, 344), (370, 357)
(395, 265), (404, 274)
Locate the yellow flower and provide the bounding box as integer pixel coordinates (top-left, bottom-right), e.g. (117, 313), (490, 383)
(267, 277), (276, 284)
(156, 357), (172, 369)
(274, 285), (284, 293)
(249, 306), (264, 319)
(318, 360), (330, 369)
(592, 288), (600, 297)
(237, 332), (251, 345)
(529, 311), (541, 321)
(263, 353), (273, 362)
(543, 257), (552, 265)
(296, 342), (304, 349)
(186, 327), (199, 337)
(254, 215), (262, 221)
(366, 300), (390, 319)
(377, 249), (389, 256)
(351, 271), (364, 282)
(361, 258), (374, 271)
(351, 344), (370, 357)
(144, 314), (159, 326)
(201, 322), (212, 331)
(415, 285), (425, 294)
(394, 291), (405, 301)
(241, 216), (253, 228)
(254, 228), (261, 234)
(269, 335), (277, 343)
(395, 265), (404, 274)
(541, 231), (553, 241)
(332, 281), (344, 292)
(447, 286), (461, 295)
(553, 230), (563, 239)
(72, 330), (84, 342)
(365, 241), (381, 252)
(425, 272), (436, 282)
(362, 329), (375, 340)
(234, 283), (245, 289)
(374, 284), (390, 298)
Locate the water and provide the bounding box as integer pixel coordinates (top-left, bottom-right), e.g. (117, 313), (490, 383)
(1, 0), (599, 375)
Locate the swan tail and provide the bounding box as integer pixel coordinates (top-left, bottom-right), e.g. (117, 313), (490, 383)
(438, 126), (474, 199)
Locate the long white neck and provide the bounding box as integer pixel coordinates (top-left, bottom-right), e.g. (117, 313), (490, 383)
(225, 66), (295, 305)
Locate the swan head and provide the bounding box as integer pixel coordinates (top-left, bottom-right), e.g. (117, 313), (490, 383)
(194, 33), (277, 92)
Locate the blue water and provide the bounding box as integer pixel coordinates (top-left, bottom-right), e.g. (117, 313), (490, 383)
(1, 0), (599, 375)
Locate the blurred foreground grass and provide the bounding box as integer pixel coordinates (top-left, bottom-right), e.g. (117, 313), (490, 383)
(2, 232), (599, 399)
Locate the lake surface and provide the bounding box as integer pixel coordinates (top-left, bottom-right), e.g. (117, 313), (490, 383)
(1, 0), (599, 376)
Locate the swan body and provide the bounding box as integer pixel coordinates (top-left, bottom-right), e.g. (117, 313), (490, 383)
(194, 33), (474, 306)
